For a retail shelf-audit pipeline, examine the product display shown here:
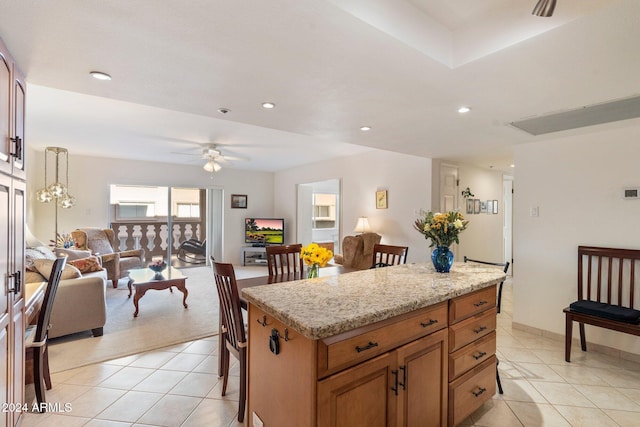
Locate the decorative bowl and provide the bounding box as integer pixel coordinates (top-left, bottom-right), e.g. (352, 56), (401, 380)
(149, 261), (167, 272)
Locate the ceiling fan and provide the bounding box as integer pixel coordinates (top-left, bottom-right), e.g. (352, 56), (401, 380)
(172, 143), (248, 172)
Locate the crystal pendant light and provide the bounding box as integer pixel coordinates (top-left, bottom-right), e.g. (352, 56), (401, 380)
(36, 147), (76, 241)
(47, 182), (67, 198)
(35, 188), (53, 203)
(58, 194), (76, 209)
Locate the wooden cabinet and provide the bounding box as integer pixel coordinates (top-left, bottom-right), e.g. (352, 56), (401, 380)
(447, 286), (497, 426)
(0, 38), (26, 427)
(248, 303), (448, 427)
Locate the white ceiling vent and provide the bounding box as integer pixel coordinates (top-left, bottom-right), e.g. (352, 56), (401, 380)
(510, 95), (640, 135)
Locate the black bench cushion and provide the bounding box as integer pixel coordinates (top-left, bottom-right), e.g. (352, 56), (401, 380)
(569, 300), (640, 324)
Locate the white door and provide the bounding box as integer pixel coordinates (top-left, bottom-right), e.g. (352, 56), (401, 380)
(440, 165), (458, 212)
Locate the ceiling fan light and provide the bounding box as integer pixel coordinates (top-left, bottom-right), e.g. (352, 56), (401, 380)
(204, 160), (222, 173)
(532, 0), (556, 17)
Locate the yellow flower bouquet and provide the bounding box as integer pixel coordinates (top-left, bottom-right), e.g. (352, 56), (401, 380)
(300, 243), (333, 278)
(413, 210), (468, 248)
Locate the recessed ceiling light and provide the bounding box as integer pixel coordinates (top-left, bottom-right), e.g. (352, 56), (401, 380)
(262, 102), (275, 109)
(458, 106), (471, 113)
(217, 108), (230, 114)
(90, 71), (112, 81)
(360, 126), (371, 131)
(510, 164), (515, 168)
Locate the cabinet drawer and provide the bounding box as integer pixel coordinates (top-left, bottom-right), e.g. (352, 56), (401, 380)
(318, 302), (448, 378)
(448, 308), (496, 353)
(448, 355), (496, 427)
(449, 331), (496, 380)
(449, 286), (496, 324)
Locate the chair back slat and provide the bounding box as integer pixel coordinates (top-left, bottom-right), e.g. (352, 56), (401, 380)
(266, 244), (303, 276)
(578, 246), (640, 309)
(371, 244), (408, 268)
(212, 261), (246, 352)
(35, 256), (67, 343)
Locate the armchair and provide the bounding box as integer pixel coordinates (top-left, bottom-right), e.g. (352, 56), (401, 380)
(71, 228), (145, 288)
(334, 232), (382, 270)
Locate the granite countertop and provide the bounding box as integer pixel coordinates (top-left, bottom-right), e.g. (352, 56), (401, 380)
(242, 262), (506, 340)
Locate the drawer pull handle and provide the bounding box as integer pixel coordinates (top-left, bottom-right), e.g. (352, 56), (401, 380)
(473, 300), (488, 307)
(356, 341), (379, 353)
(420, 319), (438, 328)
(472, 351), (487, 360)
(391, 369), (399, 395)
(473, 325), (488, 334)
(472, 387), (487, 397)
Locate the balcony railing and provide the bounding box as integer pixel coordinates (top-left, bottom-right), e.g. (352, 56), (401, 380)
(111, 220), (204, 259)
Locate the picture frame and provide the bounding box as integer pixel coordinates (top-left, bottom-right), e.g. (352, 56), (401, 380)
(376, 190), (388, 209)
(473, 199), (481, 214)
(480, 200), (488, 213)
(231, 194), (247, 209)
(487, 200), (493, 214)
(493, 200), (498, 214)
(466, 198), (474, 215)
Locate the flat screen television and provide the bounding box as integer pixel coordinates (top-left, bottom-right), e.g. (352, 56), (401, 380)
(245, 218), (284, 246)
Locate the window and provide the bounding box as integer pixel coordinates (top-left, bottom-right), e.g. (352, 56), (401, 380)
(118, 203), (155, 218)
(176, 203), (200, 218)
(313, 193), (336, 229)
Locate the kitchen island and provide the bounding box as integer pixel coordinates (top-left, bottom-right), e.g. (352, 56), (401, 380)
(242, 262), (506, 427)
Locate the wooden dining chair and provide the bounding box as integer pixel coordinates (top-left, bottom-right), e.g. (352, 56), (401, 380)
(266, 244), (304, 275)
(211, 261), (247, 422)
(371, 243), (409, 268)
(463, 256), (510, 314)
(463, 256), (510, 395)
(25, 255), (66, 410)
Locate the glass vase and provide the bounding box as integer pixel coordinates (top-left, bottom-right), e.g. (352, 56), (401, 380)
(307, 263), (319, 279)
(431, 246), (454, 273)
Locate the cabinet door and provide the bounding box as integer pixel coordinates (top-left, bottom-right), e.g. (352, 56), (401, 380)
(10, 180), (24, 427)
(0, 43), (11, 176)
(318, 352), (395, 427)
(396, 329), (447, 427)
(0, 174), (11, 427)
(11, 65), (25, 179)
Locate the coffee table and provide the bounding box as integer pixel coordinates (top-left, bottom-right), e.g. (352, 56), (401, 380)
(127, 267), (188, 317)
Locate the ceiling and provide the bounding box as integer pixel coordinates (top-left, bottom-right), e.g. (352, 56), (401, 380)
(0, 0), (636, 173)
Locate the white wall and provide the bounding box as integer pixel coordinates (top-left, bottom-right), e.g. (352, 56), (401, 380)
(457, 164), (505, 263)
(514, 121), (640, 355)
(27, 149), (274, 264)
(274, 150), (432, 264)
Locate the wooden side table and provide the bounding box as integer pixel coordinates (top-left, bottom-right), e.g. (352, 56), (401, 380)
(127, 267), (188, 317)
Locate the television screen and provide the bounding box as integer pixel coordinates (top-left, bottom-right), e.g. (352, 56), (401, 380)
(245, 218), (284, 245)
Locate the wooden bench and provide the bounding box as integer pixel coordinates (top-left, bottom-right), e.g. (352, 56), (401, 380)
(564, 246), (640, 362)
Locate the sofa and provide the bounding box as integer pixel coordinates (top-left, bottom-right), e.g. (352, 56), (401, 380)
(25, 245), (108, 339)
(333, 232), (382, 270)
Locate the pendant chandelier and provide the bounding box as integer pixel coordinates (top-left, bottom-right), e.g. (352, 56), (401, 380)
(35, 147), (76, 209)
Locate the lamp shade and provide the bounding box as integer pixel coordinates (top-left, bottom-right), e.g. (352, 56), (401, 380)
(353, 217), (372, 234)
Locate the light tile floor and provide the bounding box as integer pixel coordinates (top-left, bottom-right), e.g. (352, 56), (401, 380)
(20, 279), (640, 426)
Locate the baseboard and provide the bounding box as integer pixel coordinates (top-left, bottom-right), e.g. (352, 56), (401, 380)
(512, 322), (640, 364)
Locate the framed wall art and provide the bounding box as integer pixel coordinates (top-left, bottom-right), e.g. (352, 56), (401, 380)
(376, 190), (388, 209)
(487, 200), (493, 214)
(493, 200), (498, 214)
(231, 194), (247, 209)
(480, 200), (487, 213)
(466, 198), (474, 214)
(473, 199), (481, 214)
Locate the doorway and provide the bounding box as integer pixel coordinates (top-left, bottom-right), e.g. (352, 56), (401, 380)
(296, 179), (341, 253)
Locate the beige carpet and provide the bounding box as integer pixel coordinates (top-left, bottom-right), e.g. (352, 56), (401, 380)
(48, 264), (268, 373)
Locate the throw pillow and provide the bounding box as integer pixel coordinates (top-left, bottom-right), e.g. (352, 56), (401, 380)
(68, 256), (104, 273)
(33, 259), (82, 280)
(55, 247), (92, 260)
(25, 270), (47, 284)
(25, 246), (56, 271)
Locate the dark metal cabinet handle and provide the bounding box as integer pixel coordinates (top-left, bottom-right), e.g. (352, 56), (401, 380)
(399, 365), (406, 390)
(472, 351), (487, 360)
(10, 136), (22, 160)
(355, 341), (379, 353)
(391, 369), (399, 396)
(473, 325), (488, 334)
(472, 387), (487, 397)
(8, 271), (21, 294)
(420, 319), (438, 328)
(473, 300), (488, 307)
